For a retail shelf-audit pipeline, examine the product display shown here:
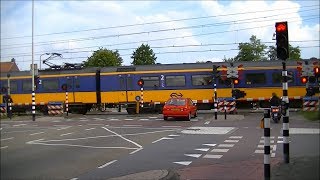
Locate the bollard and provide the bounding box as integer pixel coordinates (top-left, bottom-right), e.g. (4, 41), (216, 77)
(264, 109), (271, 180)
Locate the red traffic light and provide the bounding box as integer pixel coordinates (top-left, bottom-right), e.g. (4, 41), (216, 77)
(276, 22), (287, 32)
(233, 79), (239, 85)
(301, 77), (308, 84)
(314, 67), (319, 74)
(137, 79), (144, 86)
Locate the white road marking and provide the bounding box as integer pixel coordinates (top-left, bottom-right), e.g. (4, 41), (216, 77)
(218, 144), (234, 148)
(182, 127), (235, 135)
(80, 120), (89, 122)
(262, 136), (275, 139)
(149, 117), (158, 119)
(53, 120), (61, 122)
(184, 154), (202, 158)
(60, 132), (74, 136)
(258, 145), (275, 148)
(229, 136), (243, 139)
(123, 125), (142, 127)
(254, 150), (264, 153)
(13, 124), (27, 127)
(195, 148), (210, 152)
(88, 124), (104, 126)
(173, 161), (192, 166)
(27, 142), (140, 150)
(152, 137), (174, 144)
(204, 121), (210, 125)
(211, 149), (229, 152)
(278, 136), (283, 139)
(139, 119), (150, 121)
(224, 140), (239, 143)
(70, 178), (78, 180)
(26, 138), (45, 144)
(57, 126), (72, 131)
(124, 119), (134, 121)
(289, 128), (320, 134)
(93, 118), (105, 121)
(98, 160), (117, 169)
(260, 140), (275, 143)
(30, 132), (45, 136)
(78, 125), (83, 127)
(191, 119), (198, 121)
(79, 118), (87, 120)
(271, 145), (277, 157)
(130, 148), (143, 154)
(168, 134), (180, 137)
(0, 146), (8, 149)
(1, 137), (14, 141)
(102, 127), (142, 148)
(203, 144), (216, 147)
(203, 154), (223, 159)
(109, 119), (119, 121)
(155, 119), (163, 121)
(0, 128), (2, 130)
(85, 128), (95, 131)
(162, 126), (181, 128)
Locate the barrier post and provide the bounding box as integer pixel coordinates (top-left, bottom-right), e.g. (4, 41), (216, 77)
(224, 99), (227, 120)
(264, 109), (271, 180)
(282, 62), (290, 164)
(65, 90), (69, 116)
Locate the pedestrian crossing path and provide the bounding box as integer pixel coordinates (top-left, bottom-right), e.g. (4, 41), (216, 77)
(254, 136), (286, 157)
(173, 136), (243, 166)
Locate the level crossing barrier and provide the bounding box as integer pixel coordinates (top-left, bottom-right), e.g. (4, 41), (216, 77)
(47, 102), (64, 115)
(218, 97), (237, 113)
(302, 97), (319, 111)
(0, 103), (6, 117)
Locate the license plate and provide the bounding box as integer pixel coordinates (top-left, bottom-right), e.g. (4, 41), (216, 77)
(172, 108), (179, 111)
(274, 114), (278, 117)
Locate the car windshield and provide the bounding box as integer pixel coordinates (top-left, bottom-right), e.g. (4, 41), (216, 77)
(166, 99), (186, 106)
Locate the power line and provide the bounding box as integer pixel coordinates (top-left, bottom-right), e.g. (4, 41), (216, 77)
(2, 5), (318, 40)
(1, 16), (319, 50)
(2, 40), (319, 58)
(8, 45), (320, 63)
(1, 11), (319, 49)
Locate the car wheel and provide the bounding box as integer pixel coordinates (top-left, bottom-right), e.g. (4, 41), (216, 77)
(164, 116), (168, 121)
(193, 111), (197, 118)
(187, 113), (191, 121)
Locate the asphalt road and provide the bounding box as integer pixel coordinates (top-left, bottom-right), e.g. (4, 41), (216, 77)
(1, 111), (319, 180)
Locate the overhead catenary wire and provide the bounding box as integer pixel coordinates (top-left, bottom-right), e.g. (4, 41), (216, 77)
(7, 45), (320, 63)
(2, 4), (318, 40)
(1, 10), (319, 49)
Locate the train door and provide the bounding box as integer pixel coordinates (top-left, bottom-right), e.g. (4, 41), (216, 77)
(118, 74), (134, 103)
(66, 76), (80, 103)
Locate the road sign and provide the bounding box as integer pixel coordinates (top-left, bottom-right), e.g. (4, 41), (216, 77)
(227, 67), (239, 78)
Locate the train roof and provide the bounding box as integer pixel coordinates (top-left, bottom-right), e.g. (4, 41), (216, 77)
(1, 59), (319, 78)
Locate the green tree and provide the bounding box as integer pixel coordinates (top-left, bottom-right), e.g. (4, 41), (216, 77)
(84, 48), (123, 67)
(266, 44), (301, 61)
(234, 35), (267, 61)
(131, 44), (157, 65)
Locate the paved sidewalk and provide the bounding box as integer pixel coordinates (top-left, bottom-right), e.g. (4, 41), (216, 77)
(108, 156), (319, 180)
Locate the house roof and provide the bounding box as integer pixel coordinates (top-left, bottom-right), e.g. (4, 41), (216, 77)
(0, 61), (20, 73)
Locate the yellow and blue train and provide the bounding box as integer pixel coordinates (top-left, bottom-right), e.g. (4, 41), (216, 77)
(1, 60), (319, 114)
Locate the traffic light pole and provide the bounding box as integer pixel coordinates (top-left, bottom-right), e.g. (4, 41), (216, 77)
(282, 61), (290, 164)
(213, 77), (218, 120)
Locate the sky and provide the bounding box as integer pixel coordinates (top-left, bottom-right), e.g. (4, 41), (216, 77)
(1, 0), (319, 71)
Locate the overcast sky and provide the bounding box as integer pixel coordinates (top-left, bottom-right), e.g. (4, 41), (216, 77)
(1, 0), (319, 70)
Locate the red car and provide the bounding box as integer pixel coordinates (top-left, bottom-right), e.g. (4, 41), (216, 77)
(162, 97), (197, 121)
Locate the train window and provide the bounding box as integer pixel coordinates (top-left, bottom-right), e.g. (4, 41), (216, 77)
(22, 80), (32, 91)
(75, 78), (80, 88)
(192, 75), (212, 86)
(42, 79), (59, 91)
(67, 79), (72, 89)
(165, 75), (185, 87)
(141, 76), (159, 87)
(272, 71), (294, 83)
(120, 77), (125, 89)
(1, 81), (18, 92)
(127, 77), (133, 89)
(245, 73), (266, 85)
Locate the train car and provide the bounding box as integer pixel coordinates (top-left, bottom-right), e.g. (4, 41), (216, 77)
(0, 67), (99, 114)
(1, 59), (319, 115)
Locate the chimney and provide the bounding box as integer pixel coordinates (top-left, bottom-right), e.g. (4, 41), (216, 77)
(11, 58), (15, 62)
